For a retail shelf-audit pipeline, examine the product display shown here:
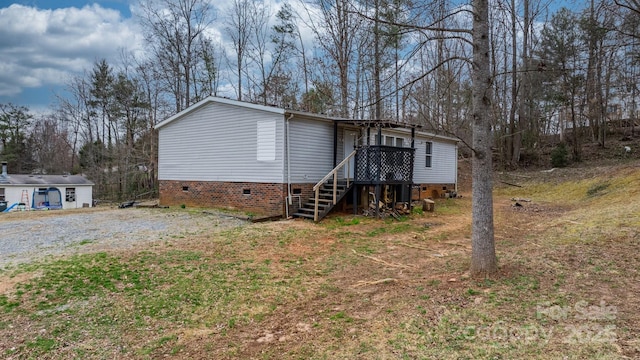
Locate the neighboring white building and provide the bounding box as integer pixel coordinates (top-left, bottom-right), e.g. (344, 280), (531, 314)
(0, 164), (94, 211)
(155, 96), (459, 220)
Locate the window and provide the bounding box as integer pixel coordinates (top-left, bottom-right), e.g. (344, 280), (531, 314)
(378, 135), (405, 147)
(243, 188), (251, 195)
(0, 188), (4, 201)
(182, 186), (189, 192)
(425, 142), (433, 168)
(65, 188), (76, 202)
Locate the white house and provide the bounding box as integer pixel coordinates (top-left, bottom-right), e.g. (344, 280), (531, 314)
(155, 97), (458, 220)
(0, 163), (94, 211)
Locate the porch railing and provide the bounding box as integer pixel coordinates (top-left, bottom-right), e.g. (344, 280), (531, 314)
(355, 145), (415, 184)
(312, 150), (356, 222)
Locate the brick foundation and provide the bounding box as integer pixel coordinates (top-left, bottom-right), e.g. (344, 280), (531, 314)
(413, 184), (456, 200)
(159, 180), (455, 217)
(160, 180), (288, 217)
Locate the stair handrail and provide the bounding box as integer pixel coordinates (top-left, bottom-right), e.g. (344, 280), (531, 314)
(312, 150), (356, 221)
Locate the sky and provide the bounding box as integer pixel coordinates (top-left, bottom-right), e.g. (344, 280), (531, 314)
(0, 0), (582, 115)
(0, 1), (141, 113)
(0, 0), (309, 114)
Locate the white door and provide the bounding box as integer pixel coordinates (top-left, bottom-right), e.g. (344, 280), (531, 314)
(343, 129), (356, 179)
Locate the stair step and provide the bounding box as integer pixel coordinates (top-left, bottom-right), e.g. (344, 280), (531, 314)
(292, 179), (352, 221)
(292, 212), (315, 219)
(321, 183), (345, 187)
(303, 202), (330, 209)
(318, 190), (345, 196)
(314, 198), (333, 203)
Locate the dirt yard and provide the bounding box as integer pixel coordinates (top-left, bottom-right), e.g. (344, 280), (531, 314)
(0, 207), (247, 269)
(0, 159), (638, 359)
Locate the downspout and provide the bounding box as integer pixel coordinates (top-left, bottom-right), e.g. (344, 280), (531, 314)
(411, 127), (416, 203)
(333, 122), (338, 168)
(455, 144), (459, 194)
(286, 113), (294, 218)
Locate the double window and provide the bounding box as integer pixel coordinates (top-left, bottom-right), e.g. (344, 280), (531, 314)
(377, 135), (405, 147)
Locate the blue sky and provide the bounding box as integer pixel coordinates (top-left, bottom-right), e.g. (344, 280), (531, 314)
(1, 0), (132, 16)
(0, 1), (139, 112)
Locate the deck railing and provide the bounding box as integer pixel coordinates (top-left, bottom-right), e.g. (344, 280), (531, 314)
(312, 150), (356, 221)
(355, 145), (415, 184)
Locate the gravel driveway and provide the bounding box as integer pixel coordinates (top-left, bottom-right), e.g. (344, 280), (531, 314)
(0, 207), (247, 269)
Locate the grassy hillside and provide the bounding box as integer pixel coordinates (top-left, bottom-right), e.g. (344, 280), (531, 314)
(0, 159), (638, 359)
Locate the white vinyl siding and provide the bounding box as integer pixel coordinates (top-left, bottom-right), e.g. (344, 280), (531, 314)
(158, 102), (285, 183)
(288, 117), (335, 183)
(413, 139), (457, 184)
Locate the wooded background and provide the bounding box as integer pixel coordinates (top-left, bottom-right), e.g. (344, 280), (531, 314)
(0, 0), (638, 201)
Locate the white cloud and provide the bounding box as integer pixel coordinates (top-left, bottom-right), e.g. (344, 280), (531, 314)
(0, 3), (143, 97)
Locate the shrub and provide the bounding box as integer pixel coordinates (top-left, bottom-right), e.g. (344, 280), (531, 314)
(550, 143), (569, 168)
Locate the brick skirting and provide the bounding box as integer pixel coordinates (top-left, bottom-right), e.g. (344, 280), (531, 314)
(160, 180), (289, 217)
(413, 183), (456, 200)
(159, 180), (455, 217)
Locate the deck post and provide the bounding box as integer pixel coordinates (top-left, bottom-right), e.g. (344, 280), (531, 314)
(353, 185), (358, 215)
(314, 188), (320, 222)
(333, 174), (337, 204)
(375, 184), (381, 218)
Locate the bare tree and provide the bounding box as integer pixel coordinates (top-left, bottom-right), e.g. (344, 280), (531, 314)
(225, 0), (254, 101)
(138, 0), (215, 112)
(303, 0), (365, 117)
(29, 116), (74, 174)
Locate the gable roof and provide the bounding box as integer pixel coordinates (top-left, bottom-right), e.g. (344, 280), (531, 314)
(0, 174), (94, 186)
(155, 96), (285, 130)
(155, 96), (459, 143)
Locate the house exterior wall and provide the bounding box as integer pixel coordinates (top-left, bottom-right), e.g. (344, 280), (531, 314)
(160, 180), (286, 217)
(1, 185), (93, 210)
(158, 101), (285, 183)
(367, 129), (458, 185)
(155, 97), (460, 216)
(412, 138), (458, 185)
(287, 117), (335, 183)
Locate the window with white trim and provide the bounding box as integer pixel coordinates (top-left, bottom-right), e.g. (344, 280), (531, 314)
(65, 188), (76, 202)
(425, 142), (433, 168)
(0, 188), (4, 201)
(377, 135), (405, 147)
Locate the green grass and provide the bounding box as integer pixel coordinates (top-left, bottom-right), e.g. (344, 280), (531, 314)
(1, 162), (638, 359)
(1, 248), (301, 358)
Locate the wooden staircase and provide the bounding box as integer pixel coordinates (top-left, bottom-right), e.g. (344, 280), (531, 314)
(292, 150), (356, 222)
(293, 180), (352, 221)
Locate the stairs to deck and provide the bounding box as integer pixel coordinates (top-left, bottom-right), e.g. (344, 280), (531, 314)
(293, 180), (352, 221)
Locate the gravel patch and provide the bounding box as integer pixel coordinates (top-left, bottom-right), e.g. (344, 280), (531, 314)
(0, 208), (247, 269)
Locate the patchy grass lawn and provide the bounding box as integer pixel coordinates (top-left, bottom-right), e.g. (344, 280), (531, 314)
(1, 160), (639, 359)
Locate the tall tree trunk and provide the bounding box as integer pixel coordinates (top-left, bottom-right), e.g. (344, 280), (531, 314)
(508, 0), (518, 167)
(471, 0), (498, 277)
